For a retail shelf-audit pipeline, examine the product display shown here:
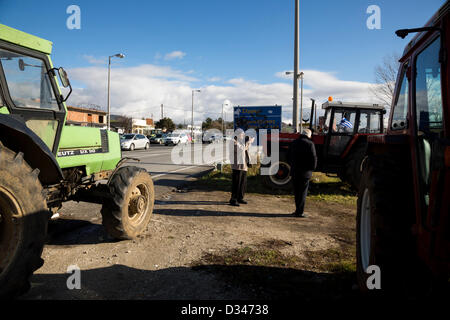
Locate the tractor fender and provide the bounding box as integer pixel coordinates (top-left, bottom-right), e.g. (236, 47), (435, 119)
(0, 114), (63, 185)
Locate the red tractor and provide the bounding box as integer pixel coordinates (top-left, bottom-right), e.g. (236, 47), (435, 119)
(356, 1), (450, 293)
(263, 100), (386, 190)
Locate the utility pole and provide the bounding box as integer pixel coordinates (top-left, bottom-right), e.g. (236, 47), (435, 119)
(293, 0), (300, 133)
(191, 89), (201, 140)
(160, 104), (164, 119)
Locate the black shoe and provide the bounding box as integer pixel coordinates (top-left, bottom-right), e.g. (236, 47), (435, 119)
(229, 200), (240, 207)
(291, 212), (306, 218)
(237, 199), (247, 204)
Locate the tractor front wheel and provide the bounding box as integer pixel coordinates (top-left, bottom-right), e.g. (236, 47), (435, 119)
(356, 154), (429, 295)
(101, 166), (155, 239)
(0, 146), (48, 298)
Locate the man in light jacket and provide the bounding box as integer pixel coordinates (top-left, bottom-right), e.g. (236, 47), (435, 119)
(229, 130), (254, 206)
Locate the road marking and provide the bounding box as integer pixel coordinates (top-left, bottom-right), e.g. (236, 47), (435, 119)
(150, 157), (222, 179)
(151, 165), (205, 179)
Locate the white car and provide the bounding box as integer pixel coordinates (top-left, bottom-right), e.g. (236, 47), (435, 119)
(164, 132), (189, 145)
(120, 133), (150, 151)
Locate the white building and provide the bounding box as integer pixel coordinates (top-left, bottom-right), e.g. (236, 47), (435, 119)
(132, 118), (155, 135)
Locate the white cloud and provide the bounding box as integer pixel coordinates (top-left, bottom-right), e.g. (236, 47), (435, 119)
(82, 55), (106, 65)
(208, 77), (222, 82)
(65, 64), (381, 125)
(164, 51), (186, 60)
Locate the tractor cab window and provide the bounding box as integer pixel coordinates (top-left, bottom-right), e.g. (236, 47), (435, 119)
(332, 110), (356, 134)
(414, 36), (443, 214)
(323, 110), (332, 133)
(0, 48), (58, 111)
(358, 110), (381, 133)
(391, 64), (409, 130)
(326, 109), (356, 157)
(415, 37), (443, 133)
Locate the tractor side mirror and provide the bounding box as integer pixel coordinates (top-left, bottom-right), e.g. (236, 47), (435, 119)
(18, 59), (25, 71)
(55, 67), (72, 102)
(58, 67), (70, 88)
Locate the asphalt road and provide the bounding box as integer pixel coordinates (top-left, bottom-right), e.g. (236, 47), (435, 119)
(56, 143), (224, 224)
(122, 143), (221, 195)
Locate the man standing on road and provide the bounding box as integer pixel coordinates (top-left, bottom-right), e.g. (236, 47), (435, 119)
(287, 129), (317, 217)
(229, 129), (254, 206)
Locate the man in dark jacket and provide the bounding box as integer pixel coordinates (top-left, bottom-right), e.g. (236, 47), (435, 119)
(287, 129), (317, 217)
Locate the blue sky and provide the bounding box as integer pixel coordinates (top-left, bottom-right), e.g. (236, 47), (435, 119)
(0, 0), (445, 122)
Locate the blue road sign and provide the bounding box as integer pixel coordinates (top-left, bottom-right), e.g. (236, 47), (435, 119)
(233, 106), (282, 132)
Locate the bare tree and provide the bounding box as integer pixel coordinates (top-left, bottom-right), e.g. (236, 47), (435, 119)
(113, 115), (133, 132)
(370, 53), (401, 106)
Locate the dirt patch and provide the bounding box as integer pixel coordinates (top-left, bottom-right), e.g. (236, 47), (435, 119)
(22, 172), (359, 300)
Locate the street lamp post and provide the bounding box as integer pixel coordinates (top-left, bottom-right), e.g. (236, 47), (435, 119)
(286, 71), (304, 132)
(191, 89), (201, 141)
(293, 0), (300, 133)
(107, 53), (125, 131)
(299, 71), (304, 132)
(222, 100), (230, 135)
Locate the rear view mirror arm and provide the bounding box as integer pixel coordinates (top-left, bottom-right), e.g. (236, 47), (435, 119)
(47, 67), (72, 103)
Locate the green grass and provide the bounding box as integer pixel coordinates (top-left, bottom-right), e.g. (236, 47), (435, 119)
(197, 164), (357, 205)
(194, 243), (356, 274)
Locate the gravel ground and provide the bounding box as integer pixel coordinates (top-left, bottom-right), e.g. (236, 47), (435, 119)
(22, 184), (358, 300)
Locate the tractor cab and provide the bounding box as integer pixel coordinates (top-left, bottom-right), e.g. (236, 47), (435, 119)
(0, 25), (71, 156)
(315, 101), (386, 177)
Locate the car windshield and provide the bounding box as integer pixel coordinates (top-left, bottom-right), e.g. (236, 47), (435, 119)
(122, 134), (135, 140)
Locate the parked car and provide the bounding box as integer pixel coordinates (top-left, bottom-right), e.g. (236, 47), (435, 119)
(202, 132), (222, 144)
(120, 133), (150, 151)
(150, 133), (166, 144)
(164, 132), (189, 145)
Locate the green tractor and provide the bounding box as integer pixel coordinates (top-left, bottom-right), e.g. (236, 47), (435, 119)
(0, 25), (155, 298)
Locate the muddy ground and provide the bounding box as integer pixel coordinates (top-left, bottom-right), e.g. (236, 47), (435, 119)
(22, 175), (360, 300)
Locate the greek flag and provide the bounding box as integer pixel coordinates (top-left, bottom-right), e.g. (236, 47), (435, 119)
(340, 117), (353, 129)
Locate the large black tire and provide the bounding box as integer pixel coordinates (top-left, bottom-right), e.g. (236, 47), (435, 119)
(356, 153), (427, 295)
(101, 166), (155, 240)
(0, 146), (48, 299)
(341, 144), (366, 190)
(129, 144), (135, 151)
(262, 151), (293, 191)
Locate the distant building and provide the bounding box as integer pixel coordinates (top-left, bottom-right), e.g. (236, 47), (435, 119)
(66, 106), (106, 128)
(132, 118), (155, 135)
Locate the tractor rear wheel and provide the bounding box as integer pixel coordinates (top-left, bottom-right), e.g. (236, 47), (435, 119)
(101, 166), (155, 239)
(342, 144), (366, 190)
(0, 146), (48, 299)
(262, 152), (292, 190)
(356, 154), (427, 295)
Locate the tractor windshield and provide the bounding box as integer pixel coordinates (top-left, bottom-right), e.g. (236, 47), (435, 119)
(0, 48), (59, 110)
(358, 110), (382, 133)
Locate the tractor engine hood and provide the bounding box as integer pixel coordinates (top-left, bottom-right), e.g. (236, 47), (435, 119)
(58, 126), (104, 150)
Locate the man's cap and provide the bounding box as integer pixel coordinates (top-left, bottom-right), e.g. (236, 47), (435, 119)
(301, 129), (312, 138)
